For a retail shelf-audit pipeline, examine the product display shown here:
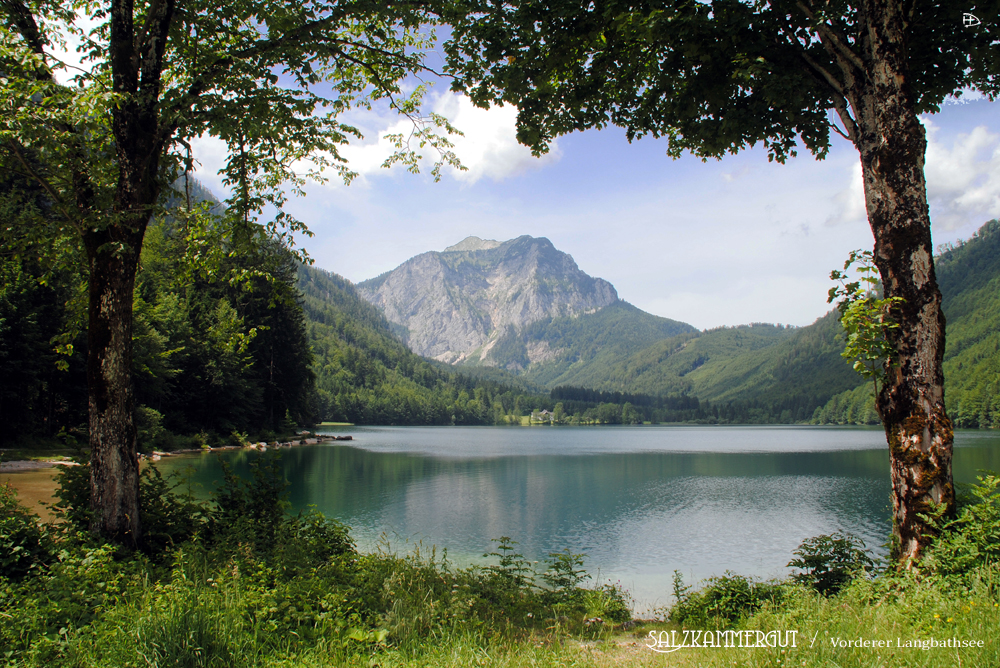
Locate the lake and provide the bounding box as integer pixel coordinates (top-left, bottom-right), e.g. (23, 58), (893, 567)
(156, 425), (1000, 612)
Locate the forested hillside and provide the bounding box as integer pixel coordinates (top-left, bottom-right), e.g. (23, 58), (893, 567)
(814, 219), (1000, 428)
(299, 264), (543, 425)
(484, 301), (696, 382)
(536, 315), (863, 424)
(1, 215), (316, 447)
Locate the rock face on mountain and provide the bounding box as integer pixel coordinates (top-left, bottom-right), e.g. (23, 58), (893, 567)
(357, 236), (618, 364)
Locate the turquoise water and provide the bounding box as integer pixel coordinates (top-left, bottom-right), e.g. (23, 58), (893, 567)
(156, 425), (1000, 611)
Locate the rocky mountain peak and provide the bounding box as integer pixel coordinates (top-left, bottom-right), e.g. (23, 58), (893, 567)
(357, 235), (618, 364)
(444, 236), (502, 252)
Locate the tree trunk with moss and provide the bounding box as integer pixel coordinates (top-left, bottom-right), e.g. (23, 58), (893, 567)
(83, 225), (146, 548)
(846, 0), (954, 566)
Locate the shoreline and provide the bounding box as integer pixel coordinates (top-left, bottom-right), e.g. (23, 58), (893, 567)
(0, 459), (79, 473)
(1, 434), (355, 470)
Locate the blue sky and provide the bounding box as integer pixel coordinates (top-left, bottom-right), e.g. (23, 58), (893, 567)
(192, 90), (1000, 331)
(52, 12), (1000, 330)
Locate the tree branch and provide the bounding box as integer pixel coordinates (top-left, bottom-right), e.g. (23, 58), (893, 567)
(1, 0), (47, 57)
(160, 23), (425, 142)
(4, 139), (80, 228)
(785, 34), (859, 146)
(795, 1), (866, 73)
(797, 48), (846, 96)
(829, 93), (859, 144)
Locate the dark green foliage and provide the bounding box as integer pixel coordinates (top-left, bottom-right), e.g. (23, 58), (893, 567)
(53, 460), (204, 557)
(208, 454), (291, 553)
(134, 221), (316, 438)
(484, 536), (535, 591)
(445, 0), (996, 160)
(138, 466), (206, 557)
(51, 460), (93, 532)
(810, 384), (881, 425)
(670, 570), (784, 628)
(1, 210), (316, 447)
(0, 484), (49, 580)
(787, 532), (875, 596)
(541, 549), (590, 604)
(922, 473), (1000, 577)
(0, 257), (88, 446)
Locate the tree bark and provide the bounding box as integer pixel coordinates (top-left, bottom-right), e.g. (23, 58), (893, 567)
(77, 0), (174, 547)
(83, 224), (145, 547)
(848, 0), (954, 566)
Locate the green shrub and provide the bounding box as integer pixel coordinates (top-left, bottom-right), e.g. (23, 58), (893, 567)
(51, 459), (93, 532)
(670, 570), (784, 628)
(135, 405), (165, 453)
(52, 460), (204, 558)
(207, 453), (290, 553)
(1, 543), (126, 660)
(583, 581), (632, 625)
(923, 473), (1000, 576)
(787, 531), (874, 595)
(540, 549), (589, 604)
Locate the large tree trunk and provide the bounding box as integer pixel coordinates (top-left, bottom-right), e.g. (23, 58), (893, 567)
(851, 0), (954, 566)
(83, 224), (146, 547)
(80, 0), (173, 547)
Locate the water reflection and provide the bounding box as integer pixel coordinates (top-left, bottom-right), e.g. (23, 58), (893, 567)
(157, 426), (1000, 611)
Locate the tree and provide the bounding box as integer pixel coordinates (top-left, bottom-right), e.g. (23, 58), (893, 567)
(444, 0), (999, 564)
(2, 0), (456, 546)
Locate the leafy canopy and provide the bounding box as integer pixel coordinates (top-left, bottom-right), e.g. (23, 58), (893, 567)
(1, 0), (460, 258)
(444, 0), (999, 160)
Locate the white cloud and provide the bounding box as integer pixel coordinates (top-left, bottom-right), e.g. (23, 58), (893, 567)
(825, 117), (1000, 232)
(334, 93), (560, 185)
(826, 161), (866, 227)
(923, 118), (1000, 230)
(432, 94), (562, 182)
(190, 134), (232, 198)
(48, 15), (102, 84)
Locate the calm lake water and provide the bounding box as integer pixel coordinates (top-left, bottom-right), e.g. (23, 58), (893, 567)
(156, 425), (1000, 612)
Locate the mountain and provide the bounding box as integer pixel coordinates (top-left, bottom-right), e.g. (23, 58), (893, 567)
(357, 235), (693, 368)
(353, 234), (860, 419)
(538, 313), (865, 422)
(344, 221), (1000, 426)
